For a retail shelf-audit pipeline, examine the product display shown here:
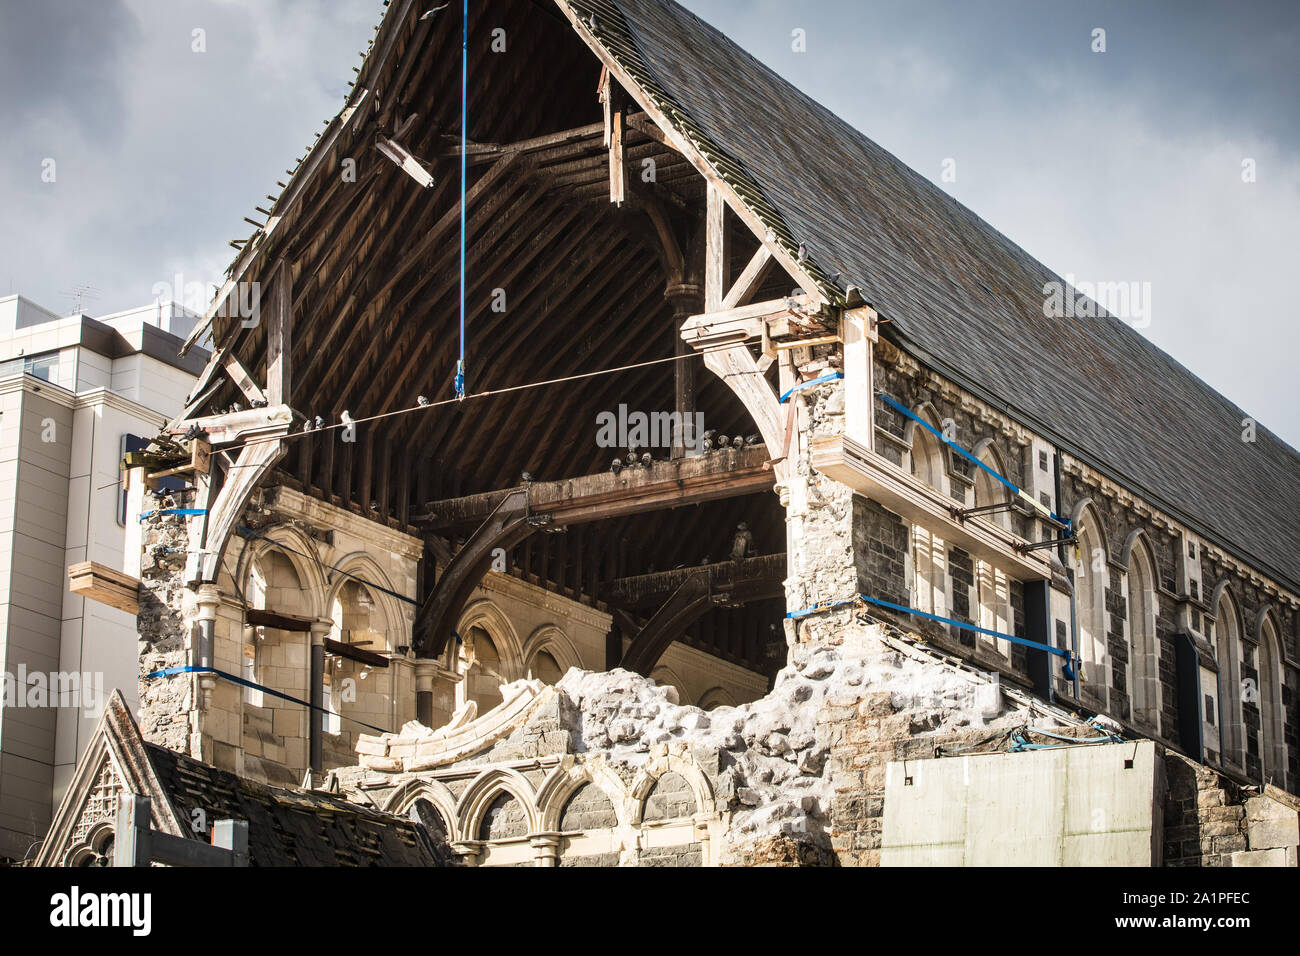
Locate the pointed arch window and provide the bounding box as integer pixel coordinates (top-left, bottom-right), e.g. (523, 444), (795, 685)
(1073, 509), (1109, 706)
(1258, 615), (1286, 788)
(909, 409), (949, 619)
(972, 442), (1011, 658)
(1127, 539), (1160, 730)
(1212, 589), (1245, 769)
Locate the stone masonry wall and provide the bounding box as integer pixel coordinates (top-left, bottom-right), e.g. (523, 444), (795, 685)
(136, 489), (201, 756)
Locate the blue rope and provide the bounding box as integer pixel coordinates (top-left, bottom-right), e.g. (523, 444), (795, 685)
(876, 391), (1070, 529)
(455, 0), (468, 401)
(142, 665), (389, 735)
(779, 371), (843, 403)
(786, 591), (1072, 660)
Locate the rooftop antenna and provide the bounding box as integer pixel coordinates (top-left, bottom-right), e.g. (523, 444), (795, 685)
(62, 282), (101, 315)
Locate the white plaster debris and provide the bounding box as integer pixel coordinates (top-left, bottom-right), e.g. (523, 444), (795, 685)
(555, 619), (1073, 859)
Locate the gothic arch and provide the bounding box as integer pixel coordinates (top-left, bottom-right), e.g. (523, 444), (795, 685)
(536, 761), (629, 832)
(1069, 500), (1110, 705)
(1124, 530), (1161, 730)
(970, 438), (1011, 529)
(1255, 607), (1287, 787)
(326, 552), (406, 645)
(383, 778), (461, 842)
(904, 402), (949, 494)
(629, 753), (716, 824)
(521, 624), (582, 682)
(457, 601), (525, 714)
(231, 525), (330, 620)
(458, 767), (540, 840)
(1210, 582), (1245, 768)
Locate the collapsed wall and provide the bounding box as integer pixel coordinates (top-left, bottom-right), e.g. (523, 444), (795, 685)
(332, 613), (1104, 866)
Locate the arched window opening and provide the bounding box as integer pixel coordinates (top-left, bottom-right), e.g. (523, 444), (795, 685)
(528, 649), (563, 685)
(1073, 510), (1109, 707)
(909, 411), (946, 492)
(1259, 617), (1286, 788)
(1127, 541), (1160, 731)
(1212, 589), (1245, 769)
(973, 443), (1010, 658)
(462, 625), (506, 713)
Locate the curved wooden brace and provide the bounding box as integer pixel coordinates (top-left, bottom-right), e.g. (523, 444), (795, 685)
(415, 488), (535, 658)
(701, 345), (786, 465)
(620, 570), (714, 676)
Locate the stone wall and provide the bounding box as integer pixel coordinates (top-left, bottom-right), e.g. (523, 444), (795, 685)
(136, 489), (201, 757)
(1163, 750), (1300, 866)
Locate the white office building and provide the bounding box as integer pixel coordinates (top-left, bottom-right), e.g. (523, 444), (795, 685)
(0, 294), (205, 860)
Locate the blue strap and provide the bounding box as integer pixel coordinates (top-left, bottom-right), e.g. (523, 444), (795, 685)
(779, 371), (843, 403)
(786, 591), (1071, 659)
(876, 391), (1070, 529)
(139, 508), (209, 522)
(142, 665), (389, 734)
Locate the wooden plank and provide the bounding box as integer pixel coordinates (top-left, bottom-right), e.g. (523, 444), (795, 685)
(68, 562), (140, 614)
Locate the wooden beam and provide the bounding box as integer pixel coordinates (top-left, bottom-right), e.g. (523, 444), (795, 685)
(246, 608), (313, 632)
(324, 637), (390, 668)
(704, 182), (728, 311)
(375, 134), (436, 189)
(414, 489), (534, 658)
(602, 553), (786, 610)
(415, 445), (773, 530)
(721, 245), (773, 310)
(557, 0), (830, 309)
(266, 259), (292, 406)
(620, 571), (714, 676)
(223, 351), (267, 406)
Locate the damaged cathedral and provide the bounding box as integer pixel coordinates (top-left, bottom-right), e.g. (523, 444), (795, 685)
(26, 0), (1300, 867)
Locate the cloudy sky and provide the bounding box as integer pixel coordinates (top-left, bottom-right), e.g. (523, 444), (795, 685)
(1, 0), (1296, 444)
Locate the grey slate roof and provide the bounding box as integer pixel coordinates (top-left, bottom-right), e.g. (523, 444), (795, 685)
(144, 743), (447, 866)
(574, 0), (1300, 591)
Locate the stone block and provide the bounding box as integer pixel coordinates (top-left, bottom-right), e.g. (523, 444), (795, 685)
(1230, 848), (1288, 867)
(1246, 817), (1299, 850)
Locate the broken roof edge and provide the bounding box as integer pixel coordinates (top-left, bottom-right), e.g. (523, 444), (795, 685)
(558, 0), (842, 308)
(181, 0), (417, 357)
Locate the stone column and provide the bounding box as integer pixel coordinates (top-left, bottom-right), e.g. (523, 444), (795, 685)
(309, 620), (330, 772)
(530, 833), (561, 867)
(415, 660), (437, 729)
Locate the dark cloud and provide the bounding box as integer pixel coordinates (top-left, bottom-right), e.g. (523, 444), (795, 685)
(0, 0), (139, 138)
